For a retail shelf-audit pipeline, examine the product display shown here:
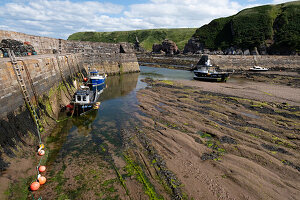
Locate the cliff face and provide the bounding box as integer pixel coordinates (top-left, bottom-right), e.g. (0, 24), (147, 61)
(184, 1), (300, 55)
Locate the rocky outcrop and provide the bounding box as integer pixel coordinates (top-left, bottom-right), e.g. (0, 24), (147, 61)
(183, 37), (203, 54)
(152, 43), (163, 53)
(183, 38), (271, 56)
(152, 39), (179, 55)
(134, 36), (146, 53)
(162, 39), (179, 55)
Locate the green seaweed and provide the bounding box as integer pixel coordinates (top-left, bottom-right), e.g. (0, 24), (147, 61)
(4, 176), (34, 200)
(123, 154), (163, 200)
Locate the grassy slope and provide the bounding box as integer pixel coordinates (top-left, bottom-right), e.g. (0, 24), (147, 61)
(68, 28), (197, 51)
(193, 1), (300, 52)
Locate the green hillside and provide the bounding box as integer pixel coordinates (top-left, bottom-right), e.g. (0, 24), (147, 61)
(193, 1), (300, 54)
(68, 28), (197, 51)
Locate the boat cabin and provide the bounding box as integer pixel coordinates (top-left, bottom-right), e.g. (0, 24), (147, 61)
(89, 71), (99, 77)
(89, 69), (106, 78)
(74, 90), (90, 103)
(196, 66), (217, 73)
(74, 86), (91, 104)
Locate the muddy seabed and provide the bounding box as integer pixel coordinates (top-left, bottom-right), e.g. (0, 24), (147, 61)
(134, 78), (300, 199)
(15, 75), (300, 200)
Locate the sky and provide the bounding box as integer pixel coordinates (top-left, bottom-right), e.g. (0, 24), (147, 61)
(0, 0), (296, 39)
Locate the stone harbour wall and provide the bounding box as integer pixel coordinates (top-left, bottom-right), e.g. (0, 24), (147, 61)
(0, 30), (140, 74)
(0, 53), (83, 119)
(210, 55), (300, 71)
(0, 30), (140, 121)
(0, 30), (140, 172)
(0, 30), (60, 54)
(138, 54), (300, 71)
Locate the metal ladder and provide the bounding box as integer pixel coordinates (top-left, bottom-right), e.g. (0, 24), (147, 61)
(8, 50), (41, 137)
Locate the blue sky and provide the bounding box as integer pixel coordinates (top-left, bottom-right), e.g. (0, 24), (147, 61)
(0, 0), (296, 39)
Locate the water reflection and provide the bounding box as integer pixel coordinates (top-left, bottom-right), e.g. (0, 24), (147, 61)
(50, 66), (194, 164)
(99, 72), (139, 101)
(71, 110), (98, 136)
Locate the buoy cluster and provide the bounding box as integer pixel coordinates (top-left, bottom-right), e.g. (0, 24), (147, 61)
(30, 143), (47, 191)
(93, 102), (101, 109)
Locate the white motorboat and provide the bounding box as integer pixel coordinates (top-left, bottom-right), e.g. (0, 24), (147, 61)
(249, 66), (269, 71)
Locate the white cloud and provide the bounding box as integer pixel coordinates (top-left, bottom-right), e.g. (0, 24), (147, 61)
(124, 0), (243, 28)
(272, 0), (294, 3)
(0, 0), (287, 39)
(0, 0), (125, 38)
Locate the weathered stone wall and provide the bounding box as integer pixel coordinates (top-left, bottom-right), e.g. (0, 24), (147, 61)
(138, 54), (300, 71)
(0, 29), (140, 122)
(0, 30), (60, 54)
(0, 53), (83, 119)
(0, 30), (140, 74)
(210, 55), (300, 71)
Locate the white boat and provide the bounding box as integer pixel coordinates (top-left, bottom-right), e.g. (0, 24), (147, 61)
(193, 55), (229, 82)
(69, 84), (105, 116)
(249, 66), (269, 71)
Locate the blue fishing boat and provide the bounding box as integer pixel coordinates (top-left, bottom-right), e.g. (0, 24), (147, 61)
(87, 69), (107, 88)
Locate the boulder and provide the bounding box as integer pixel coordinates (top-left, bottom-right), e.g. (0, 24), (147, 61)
(251, 47), (259, 55)
(161, 39), (179, 55)
(183, 37), (203, 54)
(236, 49), (243, 55)
(243, 49), (250, 55)
(152, 43), (162, 53)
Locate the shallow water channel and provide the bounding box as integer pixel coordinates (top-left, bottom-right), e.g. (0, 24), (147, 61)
(38, 66), (194, 198)
(55, 65), (194, 150)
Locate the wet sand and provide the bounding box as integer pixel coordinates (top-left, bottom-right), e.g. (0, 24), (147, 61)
(179, 79), (300, 106)
(134, 78), (300, 199)
(3, 73), (299, 199)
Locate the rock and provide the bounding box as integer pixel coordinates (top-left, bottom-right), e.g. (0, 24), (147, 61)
(134, 36), (146, 52)
(152, 43), (162, 53)
(236, 49), (243, 55)
(243, 49), (250, 55)
(251, 47), (259, 55)
(258, 44), (268, 55)
(183, 37), (203, 54)
(161, 39), (180, 55)
(224, 47), (236, 55)
(203, 49), (211, 54)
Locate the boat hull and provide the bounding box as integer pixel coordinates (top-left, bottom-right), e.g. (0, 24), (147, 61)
(72, 103), (96, 116)
(193, 72), (229, 82)
(249, 69), (268, 72)
(91, 78), (105, 86)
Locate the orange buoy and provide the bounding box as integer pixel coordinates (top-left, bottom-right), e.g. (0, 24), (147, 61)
(30, 181), (40, 191)
(83, 77), (88, 82)
(38, 176), (47, 185)
(38, 165), (46, 173)
(38, 150), (45, 156)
